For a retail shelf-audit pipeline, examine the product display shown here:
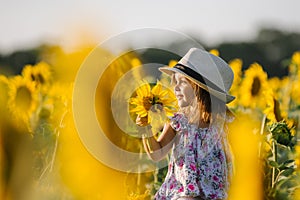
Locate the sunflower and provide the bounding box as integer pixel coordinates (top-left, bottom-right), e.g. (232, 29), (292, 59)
(292, 51), (300, 65)
(240, 63), (268, 109)
(269, 120), (295, 146)
(22, 61), (52, 90)
(8, 76), (38, 128)
(129, 80), (178, 126)
(266, 76), (291, 113)
(168, 60), (178, 67)
(267, 77), (281, 99)
(291, 78), (300, 105)
(130, 82), (152, 117)
(209, 49), (219, 56)
(229, 59), (243, 89)
(289, 51), (300, 76)
(277, 76), (293, 113)
(227, 59), (243, 108)
(263, 89), (287, 124)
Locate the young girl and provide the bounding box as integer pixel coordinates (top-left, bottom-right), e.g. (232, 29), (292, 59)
(136, 48), (235, 200)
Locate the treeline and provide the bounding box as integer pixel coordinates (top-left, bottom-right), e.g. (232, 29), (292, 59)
(140, 28), (300, 78)
(1, 28), (300, 78)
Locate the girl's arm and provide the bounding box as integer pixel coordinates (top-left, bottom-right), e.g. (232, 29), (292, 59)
(142, 123), (176, 162)
(136, 115), (176, 162)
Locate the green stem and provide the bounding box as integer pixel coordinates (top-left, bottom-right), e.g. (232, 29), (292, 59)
(137, 143), (143, 188)
(49, 110), (68, 172)
(271, 141), (278, 188)
(258, 114), (266, 158)
(144, 126), (153, 153)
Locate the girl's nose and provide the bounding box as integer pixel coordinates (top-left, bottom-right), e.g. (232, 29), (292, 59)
(174, 84), (180, 91)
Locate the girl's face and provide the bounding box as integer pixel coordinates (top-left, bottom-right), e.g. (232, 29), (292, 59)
(173, 73), (196, 108)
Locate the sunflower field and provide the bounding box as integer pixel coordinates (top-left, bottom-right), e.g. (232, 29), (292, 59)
(226, 51), (300, 200)
(0, 44), (300, 200)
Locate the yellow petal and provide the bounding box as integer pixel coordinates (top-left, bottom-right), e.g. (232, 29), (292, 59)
(137, 110), (148, 117)
(129, 97), (142, 105)
(130, 106), (145, 113)
(151, 82), (162, 96)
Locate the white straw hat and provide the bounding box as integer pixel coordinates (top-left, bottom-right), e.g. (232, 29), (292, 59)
(159, 48), (235, 103)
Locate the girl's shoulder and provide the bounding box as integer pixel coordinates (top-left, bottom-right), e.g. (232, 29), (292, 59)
(169, 113), (208, 132)
(169, 113), (188, 132)
(169, 112), (234, 133)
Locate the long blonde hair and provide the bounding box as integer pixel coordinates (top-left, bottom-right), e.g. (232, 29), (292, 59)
(172, 74), (235, 178)
(172, 74), (227, 127)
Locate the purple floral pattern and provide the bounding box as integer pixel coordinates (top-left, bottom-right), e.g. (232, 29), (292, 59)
(154, 113), (232, 200)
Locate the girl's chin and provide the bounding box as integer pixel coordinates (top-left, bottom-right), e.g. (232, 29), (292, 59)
(177, 101), (189, 108)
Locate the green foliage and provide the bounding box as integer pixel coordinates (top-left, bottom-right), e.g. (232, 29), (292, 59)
(153, 166), (168, 192)
(269, 121), (296, 147)
(263, 120), (299, 200)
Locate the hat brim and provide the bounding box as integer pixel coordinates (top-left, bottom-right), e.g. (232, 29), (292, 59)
(159, 66), (235, 104)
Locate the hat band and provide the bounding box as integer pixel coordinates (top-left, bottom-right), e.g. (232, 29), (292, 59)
(174, 64), (226, 94)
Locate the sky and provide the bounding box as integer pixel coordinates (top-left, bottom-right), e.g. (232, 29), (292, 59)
(1, 0), (300, 54)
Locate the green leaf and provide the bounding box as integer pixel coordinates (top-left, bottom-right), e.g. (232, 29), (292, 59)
(269, 160), (279, 168)
(280, 168), (294, 177)
(283, 159), (295, 165)
(279, 160), (295, 170)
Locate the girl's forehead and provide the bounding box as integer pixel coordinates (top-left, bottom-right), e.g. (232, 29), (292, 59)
(174, 73), (187, 79)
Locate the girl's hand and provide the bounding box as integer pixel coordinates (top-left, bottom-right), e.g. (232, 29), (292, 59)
(136, 115), (149, 127)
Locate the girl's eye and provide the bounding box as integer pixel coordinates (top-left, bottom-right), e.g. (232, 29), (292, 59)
(181, 79), (188, 84)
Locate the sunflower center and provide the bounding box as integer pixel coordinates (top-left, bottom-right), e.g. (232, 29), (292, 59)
(143, 96), (153, 111)
(16, 86), (32, 111)
(251, 77), (261, 96)
(153, 95), (161, 104)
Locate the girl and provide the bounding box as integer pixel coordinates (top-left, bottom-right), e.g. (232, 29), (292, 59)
(136, 48), (235, 200)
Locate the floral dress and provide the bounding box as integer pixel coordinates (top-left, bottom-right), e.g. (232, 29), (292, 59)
(154, 113), (233, 200)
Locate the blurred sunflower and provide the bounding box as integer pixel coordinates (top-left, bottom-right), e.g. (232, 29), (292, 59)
(229, 59), (243, 87)
(278, 76), (293, 112)
(22, 62), (52, 90)
(8, 76), (38, 128)
(240, 63), (268, 109)
(227, 59), (243, 108)
(129, 81), (178, 124)
(168, 60), (178, 67)
(291, 79), (300, 105)
(0, 75), (9, 110)
(46, 82), (72, 125)
(0, 75), (8, 85)
(289, 51), (300, 76)
(263, 89), (286, 124)
(267, 77), (281, 99)
(209, 49), (219, 56)
(286, 119), (296, 137)
(130, 58), (142, 68)
(130, 57), (143, 82)
(292, 51), (300, 65)
(294, 145), (300, 168)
